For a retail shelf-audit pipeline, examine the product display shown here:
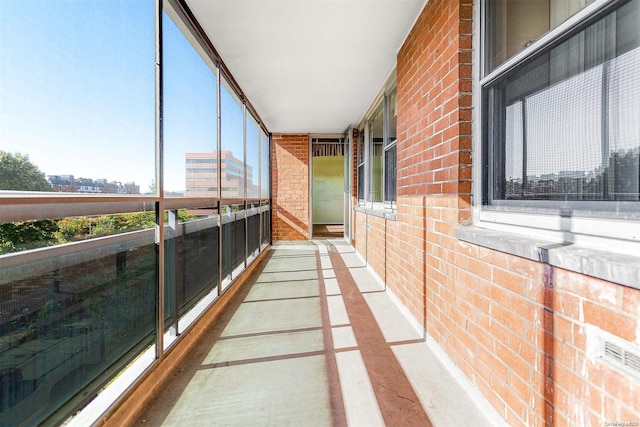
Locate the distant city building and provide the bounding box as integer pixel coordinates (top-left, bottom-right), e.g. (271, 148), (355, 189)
(48, 175), (139, 194)
(124, 182), (141, 194)
(185, 151), (255, 198)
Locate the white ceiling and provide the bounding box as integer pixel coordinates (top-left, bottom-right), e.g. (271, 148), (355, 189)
(185, 0), (426, 134)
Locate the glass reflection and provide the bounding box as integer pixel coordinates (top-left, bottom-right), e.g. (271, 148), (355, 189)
(221, 204), (246, 279)
(492, 1), (640, 203)
(163, 208), (219, 328)
(260, 130), (270, 199)
(246, 115), (260, 199)
(261, 201), (271, 245)
(370, 106), (384, 202)
(0, 1), (155, 194)
(247, 203), (261, 256)
(221, 79), (246, 199)
(0, 227), (156, 425)
(485, 0), (594, 74)
(163, 13), (218, 197)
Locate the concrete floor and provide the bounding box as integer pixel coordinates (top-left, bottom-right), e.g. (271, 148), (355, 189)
(134, 240), (505, 427)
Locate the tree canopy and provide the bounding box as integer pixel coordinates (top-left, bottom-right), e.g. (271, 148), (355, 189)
(0, 151), (52, 191)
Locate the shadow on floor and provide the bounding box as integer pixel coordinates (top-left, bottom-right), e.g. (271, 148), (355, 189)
(312, 224), (344, 238)
(132, 252), (272, 425)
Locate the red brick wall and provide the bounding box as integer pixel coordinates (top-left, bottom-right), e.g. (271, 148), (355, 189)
(353, 0), (640, 425)
(271, 134), (309, 240)
(396, 0), (472, 212)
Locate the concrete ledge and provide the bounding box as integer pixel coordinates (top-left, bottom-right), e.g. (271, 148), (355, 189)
(546, 244), (640, 289)
(353, 206), (397, 221)
(95, 246), (272, 426)
(456, 226), (640, 289)
(455, 226), (553, 261)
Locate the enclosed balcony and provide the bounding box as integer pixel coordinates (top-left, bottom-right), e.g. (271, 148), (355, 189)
(1, 0), (639, 426)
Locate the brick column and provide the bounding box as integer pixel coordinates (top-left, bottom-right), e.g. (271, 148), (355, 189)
(271, 134), (309, 240)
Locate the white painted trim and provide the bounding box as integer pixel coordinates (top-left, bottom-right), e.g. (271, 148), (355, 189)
(477, 211), (640, 252)
(471, 0), (483, 224)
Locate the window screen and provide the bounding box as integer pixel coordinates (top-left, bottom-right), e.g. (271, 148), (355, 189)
(384, 144), (397, 203)
(384, 86), (397, 204)
(370, 106), (384, 203)
(357, 128), (365, 201)
(485, 0), (640, 208)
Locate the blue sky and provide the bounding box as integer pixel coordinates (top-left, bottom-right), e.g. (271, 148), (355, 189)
(163, 11), (219, 192)
(0, 1), (155, 189)
(0, 0), (254, 193)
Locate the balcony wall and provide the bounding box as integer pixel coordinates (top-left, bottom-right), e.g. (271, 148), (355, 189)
(353, 0), (640, 426)
(0, 204), (270, 426)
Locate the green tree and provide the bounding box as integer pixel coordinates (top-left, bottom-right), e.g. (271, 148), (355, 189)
(0, 152), (55, 253)
(55, 217), (91, 242)
(0, 220), (59, 254)
(0, 151), (52, 191)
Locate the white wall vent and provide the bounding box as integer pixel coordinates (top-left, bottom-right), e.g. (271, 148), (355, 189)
(588, 326), (640, 382)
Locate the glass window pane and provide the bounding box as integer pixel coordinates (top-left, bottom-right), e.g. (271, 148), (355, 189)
(260, 130), (270, 199)
(163, 13), (217, 197)
(247, 203), (260, 255)
(357, 129), (365, 201)
(0, 1), (155, 194)
(164, 208), (218, 330)
(608, 47), (640, 201)
(357, 128), (365, 165)
(357, 164), (365, 201)
(387, 88), (397, 146)
(221, 203), (245, 281)
(384, 145), (397, 203)
(487, 2), (640, 204)
(525, 67), (603, 199)
(370, 106), (384, 202)
(0, 211), (156, 425)
(261, 201), (271, 245)
(384, 87), (397, 203)
(485, 0), (594, 74)
(246, 115), (260, 199)
(221, 79), (245, 199)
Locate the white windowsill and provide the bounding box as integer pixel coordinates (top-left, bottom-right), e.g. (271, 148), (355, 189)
(354, 203), (397, 220)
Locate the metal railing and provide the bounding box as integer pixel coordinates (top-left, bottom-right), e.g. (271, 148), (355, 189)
(0, 193), (270, 426)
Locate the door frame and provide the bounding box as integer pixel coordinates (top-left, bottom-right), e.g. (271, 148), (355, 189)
(344, 128), (353, 241)
(308, 134), (348, 239)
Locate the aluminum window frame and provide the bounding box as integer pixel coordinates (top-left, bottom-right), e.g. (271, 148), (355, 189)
(472, 0), (640, 253)
(357, 71), (398, 209)
(383, 83), (398, 208)
(0, 1), (273, 424)
(356, 130), (366, 203)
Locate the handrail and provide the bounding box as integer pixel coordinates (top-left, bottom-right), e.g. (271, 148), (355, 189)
(0, 191), (269, 222)
(0, 207), (268, 281)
